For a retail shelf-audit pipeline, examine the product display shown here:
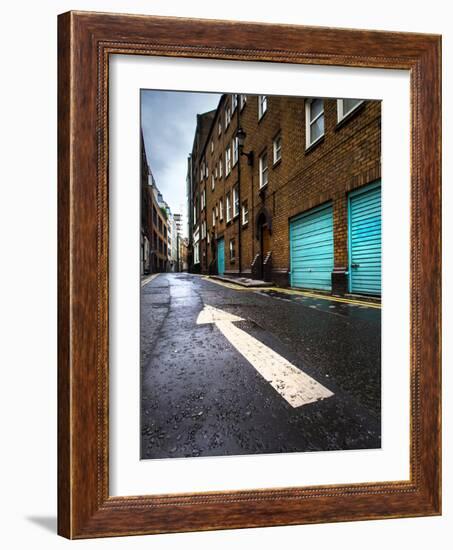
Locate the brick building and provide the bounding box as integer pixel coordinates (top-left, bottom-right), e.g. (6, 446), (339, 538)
(188, 94), (381, 296)
(141, 133), (171, 274)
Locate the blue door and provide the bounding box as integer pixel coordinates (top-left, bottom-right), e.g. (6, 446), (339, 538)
(289, 203), (334, 291)
(217, 238), (225, 275)
(348, 181), (381, 295)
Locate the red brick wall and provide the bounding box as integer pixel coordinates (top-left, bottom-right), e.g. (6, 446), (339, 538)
(190, 94), (381, 286)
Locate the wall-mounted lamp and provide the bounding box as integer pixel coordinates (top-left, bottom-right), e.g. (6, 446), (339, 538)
(236, 127), (254, 166)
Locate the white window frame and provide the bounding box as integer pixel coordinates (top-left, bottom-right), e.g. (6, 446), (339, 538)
(337, 98), (364, 122)
(226, 192), (232, 222)
(233, 184), (239, 218)
(219, 157), (223, 178)
(210, 140), (214, 153)
(211, 173), (215, 191)
(240, 94), (247, 110)
(225, 105), (231, 128)
(273, 133), (282, 164)
(305, 98), (325, 148)
(225, 146), (231, 176)
(232, 136), (239, 166)
(231, 93), (237, 112)
(219, 198), (224, 221)
(259, 151), (268, 189)
(242, 200), (249, 225)
(212, 207), (216, 227)
(229, 239), (235, 261)
(201, 188), (206, 211)
(258, 95), (267, 119)
(194, 242), (200, 264)
(218, 119), (222, 135)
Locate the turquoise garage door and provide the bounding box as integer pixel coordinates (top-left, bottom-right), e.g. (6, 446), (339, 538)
(290, 203), (334, 291)
(217, 238), (225, 275)
(348, 181), (381, 295)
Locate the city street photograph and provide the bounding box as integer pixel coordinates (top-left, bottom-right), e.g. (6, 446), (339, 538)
(140, 90), (381, 460)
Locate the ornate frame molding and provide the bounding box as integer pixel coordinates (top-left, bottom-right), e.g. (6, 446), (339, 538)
(58, 11), (441, 538)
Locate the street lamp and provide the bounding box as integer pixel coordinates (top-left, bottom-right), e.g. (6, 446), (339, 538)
(236, 127), (254, 166)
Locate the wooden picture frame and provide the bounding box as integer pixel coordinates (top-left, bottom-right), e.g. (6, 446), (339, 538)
(58, 10), (441, 539)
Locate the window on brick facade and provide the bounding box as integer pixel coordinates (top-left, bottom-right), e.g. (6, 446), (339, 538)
(229, 239), (236, 261)
(210, 140), (214, 153)
(206, 164), (209, 178)
(200, 187), (206, 211)
(211, 173), (215, 191)
(225, 146), (231, 175)
(242, 200), (249, 225)
(226, 192), (232, 222)
(225, 105), (231, 128)
(219, 157), (223, 178)
(212, 207), (216, 227)
(240, 94), (247, 110)
(231, 93), (237, 112)
(233, 184), (239, 217)
(306, 98), (325, 148)
(232, 136), (239, 166)
(194, 242), (200, 264)
(258, 95), (267, 119)
(273, 133), (282, 164)
(337, 98), (364, 122)
(219, 198), (224, 220)
(259, 151), (268, 188)
(201, 220), (206, 239)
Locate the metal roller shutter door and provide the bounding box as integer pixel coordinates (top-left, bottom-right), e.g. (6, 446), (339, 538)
(290, 203), (334, 291)
(348, 182), (381, 295)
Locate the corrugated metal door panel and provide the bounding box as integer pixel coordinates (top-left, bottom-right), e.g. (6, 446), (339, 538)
(349, 181), (381, 295)
(290, 203), (333, 291)
(217, 238), (225, 275)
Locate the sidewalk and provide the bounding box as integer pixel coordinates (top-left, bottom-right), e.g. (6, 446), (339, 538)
(141, 273), (160, 287)
(209, 274), (273, 288)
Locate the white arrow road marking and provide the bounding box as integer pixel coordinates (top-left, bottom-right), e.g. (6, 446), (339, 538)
(197, 305), (333, 408)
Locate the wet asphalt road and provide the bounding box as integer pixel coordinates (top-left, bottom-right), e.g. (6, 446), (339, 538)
(141, 273), (381, 459)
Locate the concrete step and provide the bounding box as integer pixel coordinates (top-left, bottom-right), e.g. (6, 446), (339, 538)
(210, 275), (273, 288)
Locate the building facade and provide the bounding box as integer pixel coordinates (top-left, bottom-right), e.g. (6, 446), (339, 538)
(141, 134), (171, 274)
(187, 94), (381, 296)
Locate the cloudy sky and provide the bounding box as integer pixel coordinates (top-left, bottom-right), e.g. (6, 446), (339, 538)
(141, 90), (222, 235)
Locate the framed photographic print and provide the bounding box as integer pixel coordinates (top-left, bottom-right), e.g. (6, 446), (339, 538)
(58, 11), (441, 538)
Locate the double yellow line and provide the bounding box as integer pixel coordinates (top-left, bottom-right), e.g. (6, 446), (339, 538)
(202, 276), (381, 309)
